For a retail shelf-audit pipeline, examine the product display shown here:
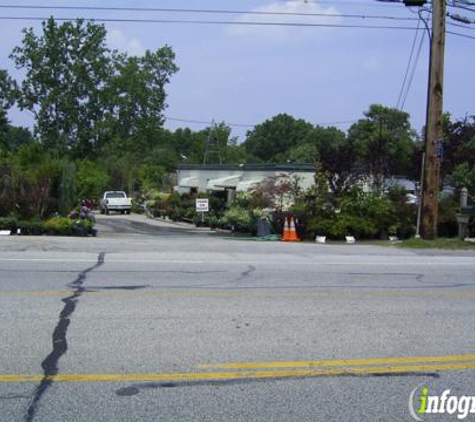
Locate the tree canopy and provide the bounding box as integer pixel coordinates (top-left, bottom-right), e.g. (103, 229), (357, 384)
(244, 114), (316, 163)
(11, 18), (178, 160)
(348, 104), (416, 191)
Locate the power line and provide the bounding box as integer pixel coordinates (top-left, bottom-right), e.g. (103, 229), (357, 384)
(448, 20), (475, 30)
(288, 0), (403, 6)
(0, 4), (420, 22)
(1, 15), (472, 39)
(448, 2), (475, 14)
(166, 117), (254, 128)
(400, 27), (426, 109)
(447, 29), (475, 38)
(0, 16), (426, 31)
(396, 17), (422, 109)
(165, 116), (357, 129)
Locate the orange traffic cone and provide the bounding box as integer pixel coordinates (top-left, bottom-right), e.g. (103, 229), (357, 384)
(281, 217), (291, 241)
(286, 216), (300, 242)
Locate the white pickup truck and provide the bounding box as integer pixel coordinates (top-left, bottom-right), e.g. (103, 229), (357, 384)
(99, 191), (132, 215)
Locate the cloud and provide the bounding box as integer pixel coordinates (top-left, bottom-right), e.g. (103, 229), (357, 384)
(363, 58), (381, 72)
(106, 29), (145, 56)
(106, 29), (126, 50)
(126, 39), (146, 57)
(226, 0), (341, 43)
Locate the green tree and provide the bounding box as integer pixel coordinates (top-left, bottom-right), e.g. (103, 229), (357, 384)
(76, 160), (110, 200)
(6, 143), (62, 218)
(442, 115), (475, 195)
(169, 127), (203, 163)
(11, 18), (112, 158)
(348, 104), (415, 191)
(2, 126), (34, 152)
(169, 123), (241, 164)
(104, 47), (179, 155)
(244, 114), (315, 163)
(59, 161), (77, 215)
(314, 126), (362, 199)
(0, 69), (15, 150)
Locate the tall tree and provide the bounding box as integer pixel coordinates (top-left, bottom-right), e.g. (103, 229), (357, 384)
(443, 115), (475, 198)
(0, 69), (15, 150)
(348, 104), (416, 191)
(244, 114), (315, 163)
(2, 126), (34, 152)
(315, 126), (363, 198)
(104, 47), (178, 155)
(11, 18), (112, 158)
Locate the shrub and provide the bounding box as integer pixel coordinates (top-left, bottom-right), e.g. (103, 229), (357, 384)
(43, 217), (73, 235)
(43, 217), (94, 236)
(437, 194), (459, 237)
(304, 189), (402, 240)
(18, 220), (45, 235)
(0, 217), (19, 232)
(70, 219), (94, 236)
(222, 206), (254, 232)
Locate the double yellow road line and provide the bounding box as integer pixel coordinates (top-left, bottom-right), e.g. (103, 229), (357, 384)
(2, 354), (475, 384)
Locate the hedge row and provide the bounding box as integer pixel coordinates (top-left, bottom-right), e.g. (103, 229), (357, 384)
(0, 217), (96, 236)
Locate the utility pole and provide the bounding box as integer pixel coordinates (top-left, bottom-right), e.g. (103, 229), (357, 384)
(421, 0), (446, 239)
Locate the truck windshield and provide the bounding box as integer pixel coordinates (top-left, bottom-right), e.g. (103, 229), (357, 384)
(105, 192), (126, 198)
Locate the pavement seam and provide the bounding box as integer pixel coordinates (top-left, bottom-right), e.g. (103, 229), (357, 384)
(24, 252), (105, 422)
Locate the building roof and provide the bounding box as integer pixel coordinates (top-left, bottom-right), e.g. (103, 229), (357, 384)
(177, 163), (315, 172)
(178, 176), (200, 188)
(207, 175), (242, 190)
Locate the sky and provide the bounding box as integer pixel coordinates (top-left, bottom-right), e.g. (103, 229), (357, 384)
(0, 0), (474, 141)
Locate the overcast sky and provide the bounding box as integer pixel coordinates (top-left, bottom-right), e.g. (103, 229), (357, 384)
(0, 0), (474, 140)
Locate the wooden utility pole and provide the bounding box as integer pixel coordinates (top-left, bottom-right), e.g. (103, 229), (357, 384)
(421, 0), (446, 239)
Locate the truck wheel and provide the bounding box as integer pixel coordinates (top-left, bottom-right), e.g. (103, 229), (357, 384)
(121, 210), (125, 215)
(126, 210), (131, 215)
(106, 208), (110, 215)
(100, 208), (105, 215)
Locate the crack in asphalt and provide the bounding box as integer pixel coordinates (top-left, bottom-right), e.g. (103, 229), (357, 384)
(238, 265), (256, 281)
(25, 252), (105, 422)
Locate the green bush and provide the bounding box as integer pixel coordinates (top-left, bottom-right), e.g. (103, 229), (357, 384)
(43, 217), (94, 236)
(222, 206), (255, 232)
(17, 220), (45, 235)
(131, 198), (145, 214)
(437, 194), (459, 237)
(43, 217), (73, 235)
(305, 189), (402, 240)
(70, 219), (94, 236)
(0, 217), (19, 232)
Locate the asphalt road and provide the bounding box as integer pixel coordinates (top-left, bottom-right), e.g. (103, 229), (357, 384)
(1, 213), (475, 421)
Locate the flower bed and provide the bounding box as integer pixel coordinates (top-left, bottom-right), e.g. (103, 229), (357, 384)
(0, 217), (96, 237)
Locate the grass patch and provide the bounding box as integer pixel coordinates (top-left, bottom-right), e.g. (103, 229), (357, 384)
(397, 237), (475, 250)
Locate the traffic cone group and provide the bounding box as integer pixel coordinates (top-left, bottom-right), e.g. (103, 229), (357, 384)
(282, 216), (300, 242)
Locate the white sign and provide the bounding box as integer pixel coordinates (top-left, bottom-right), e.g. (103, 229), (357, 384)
(195, 198), (209, 212)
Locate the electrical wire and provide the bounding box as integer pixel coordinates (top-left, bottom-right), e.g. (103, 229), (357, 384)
(396, 17), (422, 109)
(0, 14), (472, 39)
(0, 4), (420, 22)
(447, 29), (475, 38)
(165, 116), (357, 129)
(400, 27), (426, 109)
(448, 21), (475, 30)
(448, 2), (475, 14)
(0, 16), (427, 31)
(166, 117), (254, 128)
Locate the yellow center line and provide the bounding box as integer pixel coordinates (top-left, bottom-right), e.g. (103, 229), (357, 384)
(2, 361), (475, 384)
(198, 353), (475, 369)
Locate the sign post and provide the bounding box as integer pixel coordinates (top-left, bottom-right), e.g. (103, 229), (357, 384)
(195, 198), (209, 225)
